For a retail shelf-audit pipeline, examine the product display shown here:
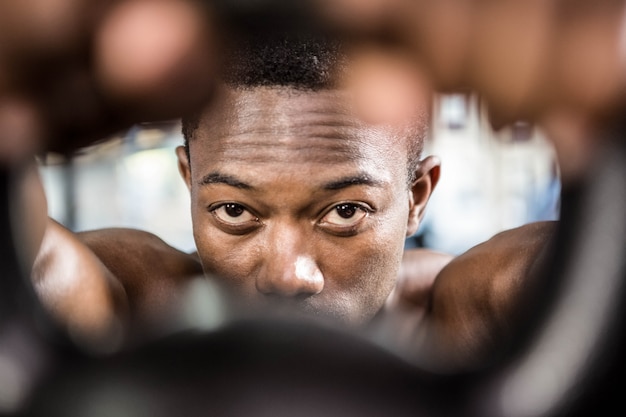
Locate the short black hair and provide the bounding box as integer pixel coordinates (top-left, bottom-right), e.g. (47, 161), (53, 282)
(222, 32), (342, 90)
(181, 32), (342, 158)
(181, 33), (426, 184)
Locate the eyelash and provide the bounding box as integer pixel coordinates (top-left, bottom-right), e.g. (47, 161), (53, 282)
(324, 202), (372, 217)
(208, 202), (261, 233)
(318, 202), (374, 235)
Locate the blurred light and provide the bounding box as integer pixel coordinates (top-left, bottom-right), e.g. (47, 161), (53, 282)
(439, 94), (468, 130)
(174, 278), (228, 332)
(0, 352), (28, 413)
(122, 148), (172, 185)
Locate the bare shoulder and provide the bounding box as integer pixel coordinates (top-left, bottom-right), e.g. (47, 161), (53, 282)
(78, 228), (202, 275)
(77, 228), (203, 318)
(434, 221), (557, 310)
(395, 220), (556, 303)
(392, 249), (455, 307)
(427, 221), (557, 369)
(434, 221), (557, 295)
(378, 248), (454, 343)
(467, 220), (557, 260)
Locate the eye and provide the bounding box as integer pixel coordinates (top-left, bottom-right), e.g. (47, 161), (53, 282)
(321, 203), (370, 227)
(211, 203), (258, 225)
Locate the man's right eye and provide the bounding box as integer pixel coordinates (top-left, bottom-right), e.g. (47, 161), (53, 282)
(211, 203), (258, 226)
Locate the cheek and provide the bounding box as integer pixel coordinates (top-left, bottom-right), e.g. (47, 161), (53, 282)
(358, 204), (411, 314)
(321, 216), (407, 321)
(191, 205), (258, 289)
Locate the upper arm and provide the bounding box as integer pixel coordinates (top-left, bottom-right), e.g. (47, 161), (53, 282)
(32, 219), (130, 349)
(423, 221), (557, 371)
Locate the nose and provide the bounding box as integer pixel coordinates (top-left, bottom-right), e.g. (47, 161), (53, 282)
(256, 227), (324, 298)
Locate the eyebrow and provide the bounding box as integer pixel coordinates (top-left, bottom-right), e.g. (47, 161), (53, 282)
(199, 172), (253, 189)
(323, 174), (385, 190)
(199, 172), (384, 191)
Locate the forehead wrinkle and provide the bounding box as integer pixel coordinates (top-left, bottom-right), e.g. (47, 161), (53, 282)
(209, 135), (366, 165)
(200, 119), (374, 167)
(208, 104), (362, 139)
(201, 86), (358, 135)
(192, 86), (409, 176)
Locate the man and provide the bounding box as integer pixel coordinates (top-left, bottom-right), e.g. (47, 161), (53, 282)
(32, 34), (554, 370)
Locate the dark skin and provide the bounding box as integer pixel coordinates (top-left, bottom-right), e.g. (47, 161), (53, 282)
(31, 85), (555, 370)
(403, 221), (555, 371)
(177, 86), (439, 325)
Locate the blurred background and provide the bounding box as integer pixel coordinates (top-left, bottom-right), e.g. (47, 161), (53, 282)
(38, 93), (560, 256)
(413, 94), (560, 254)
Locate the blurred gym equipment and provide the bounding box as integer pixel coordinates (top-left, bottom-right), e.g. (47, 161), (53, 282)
(2, 1), (626, 416)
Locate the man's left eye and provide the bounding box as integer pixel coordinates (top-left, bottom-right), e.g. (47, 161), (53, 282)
(212, 203), (258, 225)
(321, 203), (369, 226)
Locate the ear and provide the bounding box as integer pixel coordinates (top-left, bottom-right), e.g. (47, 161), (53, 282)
(176, 146), (192, 190)
(406, 155), (441, 237)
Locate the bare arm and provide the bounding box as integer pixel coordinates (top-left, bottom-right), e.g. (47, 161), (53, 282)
(76, 227), (204, 322)
(420, 221), (556, 372)
(32, 219), (203, 349)
(32, 218), (130, 350)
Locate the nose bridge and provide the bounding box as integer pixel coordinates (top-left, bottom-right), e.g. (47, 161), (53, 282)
(256, 221), (324, 297)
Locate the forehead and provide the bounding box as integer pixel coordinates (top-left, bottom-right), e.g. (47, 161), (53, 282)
(189, 87), (409, 180)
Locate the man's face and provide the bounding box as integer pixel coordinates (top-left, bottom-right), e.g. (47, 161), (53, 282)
(177, 87), (435, 325)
